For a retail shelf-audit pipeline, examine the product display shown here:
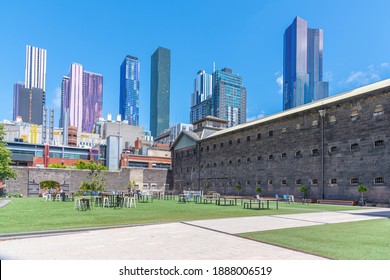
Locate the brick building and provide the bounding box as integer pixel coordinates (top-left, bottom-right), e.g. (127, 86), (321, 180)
(171, 79), (390, 205)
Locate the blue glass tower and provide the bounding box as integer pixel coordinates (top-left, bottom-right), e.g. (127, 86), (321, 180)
(212, 68), (246, 127)
(283, 17), (328, 110)
(120, 55), (140, 126)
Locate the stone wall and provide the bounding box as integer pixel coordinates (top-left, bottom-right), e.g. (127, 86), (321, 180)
(173, 86), (390, 204)
(5, 167), (172, 196)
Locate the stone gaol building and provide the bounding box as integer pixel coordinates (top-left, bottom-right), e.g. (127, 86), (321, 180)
(171, 79), (390, 205)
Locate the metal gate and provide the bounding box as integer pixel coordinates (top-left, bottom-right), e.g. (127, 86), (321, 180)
(28, 180), (40, 197)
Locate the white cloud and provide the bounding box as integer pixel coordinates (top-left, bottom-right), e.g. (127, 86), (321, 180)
(52, 87), (61, 109)
(276, 74), (283, 94)
(342, 63), (389, 87)
(247, 110), (266, 122)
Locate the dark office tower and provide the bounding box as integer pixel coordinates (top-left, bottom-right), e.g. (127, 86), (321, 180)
(13, 82), (25, 121)
(212, 68), (246, 128)
(120, 55), (140, 125)
(150, 47), (171, 137)
(59, 76), (70, 128)
(14, 87), (44, 125)
(82, 71), (103, 133)
(283, 16), (328, 110)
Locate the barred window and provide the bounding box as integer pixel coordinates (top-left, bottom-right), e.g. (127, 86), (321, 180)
(257, 156), (262, 161)
(375, 140), (384, 147)
(329, 115), (337, 124)
(220, 142), (224, 147)
(281, 153), (287, 159)
(229, 140), (232, 145)
(268, 180), (273, 186)
(295, 179), (302, 185)
(296, 124), (301, 130)
(269, 130), (273, 137)
(312, 120), (319, 128)
(247, 136), (251, 141)
(374, 177), (384, 184)
(373, 105), (384, 116)
(213, 144), (217, 149)
(311, 149), (319, 156)
(330, 178), (337, 185)
(281, 127), (287, 133)
(351, 143), (359, 150)
(350, 178), (359, 185)
(268, 154), (274, 160)
(237, 138), (241, 144)
(257, 133), (262, 139)
(350, 110), (359, 121)
(330, 146), (337, 152)
(247, 157), (251, 162)
(311, 179), (318, 185)
(295, 151), (302, 158)
(281, 179), (287, 185)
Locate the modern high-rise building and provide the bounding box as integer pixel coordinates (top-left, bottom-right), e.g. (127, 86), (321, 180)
(13, 45), (47, 125)
(212, 68), (246, 128)
(62, 63), (103, 133)
(68, 63), (84, 131)
(13, 86), (44, 125)
(150, 47), (171, 137)
(83, 71), (103, 133)
(190, 70), (213, 123)
(59, 76), (70, 128)
(283, 16), (329, 110)
(25, 45), (47, 92)
(120, 55), (140, 126)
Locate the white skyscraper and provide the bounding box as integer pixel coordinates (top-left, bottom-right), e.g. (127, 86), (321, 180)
(25, 45), (47, 92)
(69, 63), (84, 131)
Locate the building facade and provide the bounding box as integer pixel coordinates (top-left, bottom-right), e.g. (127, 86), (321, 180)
(59, 76), (70, 128)
(82, 71), (103, 133)
(13, 87), (44, 125)
(283, 17), (329, 110)
(190, 70), (213, 123)
(212, 68), (246, 128)
(120, 55), (140, 126)
(25, 45), (47, 92)
(150, 47), (171, 137)
(63, 63), (103, 133)
(172, 79), (390, 205)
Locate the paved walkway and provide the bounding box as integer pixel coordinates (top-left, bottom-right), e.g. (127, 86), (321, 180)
(0, 207), (388, 260)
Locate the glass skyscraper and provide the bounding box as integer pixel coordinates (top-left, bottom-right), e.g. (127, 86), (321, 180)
(120, 55), (140, 126)
(150, 47), (171, 137)
(62, 63), (103, 133)
(283, 16), (328, 110)
(212, 68), (246, 128)
(83, 71), (103, 133)
(190, 70), (213, 123)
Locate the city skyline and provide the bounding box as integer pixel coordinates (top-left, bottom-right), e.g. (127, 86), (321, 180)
(1, 0), (390, 131)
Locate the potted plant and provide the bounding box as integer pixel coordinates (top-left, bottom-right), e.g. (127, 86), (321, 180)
(299, 185), (309, 202)
(358, 184), (368, 206)
(255, 186), (262, 198)
(234, 185), (242, 196)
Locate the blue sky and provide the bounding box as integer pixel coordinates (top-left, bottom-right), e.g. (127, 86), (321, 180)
(1, 0), (390, 130)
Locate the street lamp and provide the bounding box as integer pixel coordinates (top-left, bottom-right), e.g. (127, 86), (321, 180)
(319, 109), (326, 200)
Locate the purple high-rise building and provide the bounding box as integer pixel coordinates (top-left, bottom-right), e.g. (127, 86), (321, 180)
(13, 82), (25, 121)
(62, 63), (103, 133)
(82, 71), (103, 133)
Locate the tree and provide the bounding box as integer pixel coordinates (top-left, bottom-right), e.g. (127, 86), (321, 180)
(74, 160), (107, 171)
(358, 184), (368, 205)
(0, 124), (17, 184)
(255, 186), (262, 195)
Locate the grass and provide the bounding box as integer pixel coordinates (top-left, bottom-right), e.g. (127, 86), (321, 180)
(240, 219), (390, 260)
(0, 197), (358, 234)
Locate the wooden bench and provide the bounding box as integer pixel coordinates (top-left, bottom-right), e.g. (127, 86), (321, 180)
(317, 199), (357, 206)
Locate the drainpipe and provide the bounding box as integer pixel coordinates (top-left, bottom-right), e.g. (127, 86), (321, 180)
(319, 109), (326, 199)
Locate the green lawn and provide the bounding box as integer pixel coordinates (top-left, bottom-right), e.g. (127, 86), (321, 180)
(0, 197), (358, 234)
(240, 219), (390, 260)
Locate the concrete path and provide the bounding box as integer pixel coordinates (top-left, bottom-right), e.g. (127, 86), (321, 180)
(0, 207), (388, 260)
